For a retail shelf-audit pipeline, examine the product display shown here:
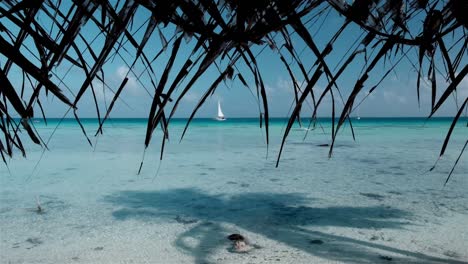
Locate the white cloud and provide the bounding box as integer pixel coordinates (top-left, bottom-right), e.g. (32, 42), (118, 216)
(383, 90), (407, 104)
(268, 77), (310, 95)
(276, 77), (291, 93)
(91, 80), (112, 102)
(116, 65), (140, 93)
(420, 73), (468, 104)
(182, 91), (200, 103)
(265, 84), (275, 95)
(278, 77), (307, 94)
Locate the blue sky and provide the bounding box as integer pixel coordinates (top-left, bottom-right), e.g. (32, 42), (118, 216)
(3, 2), (467, 119)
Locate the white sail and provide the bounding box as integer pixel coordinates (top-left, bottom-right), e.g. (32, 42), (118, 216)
(217, 101), (225, 120)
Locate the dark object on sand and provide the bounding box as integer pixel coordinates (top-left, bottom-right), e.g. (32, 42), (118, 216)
(227, 234), (245, 241)
(36, 204), (43, 214)
(35, 196), (43, 214)
(26, 238), (43, 246)
(379, 255), (393, 261)
(227, 234), (253, 253)
(309, 239), (324, 245)
(175, 215), (198, 224)
(360, 192), (385, 201)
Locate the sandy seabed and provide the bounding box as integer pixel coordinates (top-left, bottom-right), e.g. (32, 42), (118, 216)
(1, 119), (467, 263)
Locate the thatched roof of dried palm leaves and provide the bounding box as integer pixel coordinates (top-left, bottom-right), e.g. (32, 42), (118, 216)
(0, 0), (466, 182)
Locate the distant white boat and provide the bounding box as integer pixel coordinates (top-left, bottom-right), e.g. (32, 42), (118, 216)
(216, 101), (226, 121)
(357, 116), (361, 120)
(295, 122), (312, 131)
(297, 117), (312, 131)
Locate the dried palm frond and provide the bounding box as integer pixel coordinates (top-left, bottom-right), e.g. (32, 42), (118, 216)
(0, 0), (466, 180)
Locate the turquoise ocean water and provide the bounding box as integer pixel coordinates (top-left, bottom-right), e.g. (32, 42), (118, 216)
(1, 117), (467, 263)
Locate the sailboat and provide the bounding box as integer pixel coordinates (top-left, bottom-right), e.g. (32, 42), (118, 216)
(216, 101), (226, 121)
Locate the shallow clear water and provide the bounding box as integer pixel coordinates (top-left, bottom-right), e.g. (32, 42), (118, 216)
(1, 118), (467, 263)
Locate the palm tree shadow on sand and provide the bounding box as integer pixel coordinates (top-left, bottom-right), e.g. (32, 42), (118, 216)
(103, 189), (465, 264)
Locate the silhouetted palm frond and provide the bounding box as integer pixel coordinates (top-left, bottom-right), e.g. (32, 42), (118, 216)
(0, 0), (466, 179)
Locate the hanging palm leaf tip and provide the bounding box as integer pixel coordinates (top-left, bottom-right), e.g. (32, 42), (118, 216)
(0, 0), (466, 180)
